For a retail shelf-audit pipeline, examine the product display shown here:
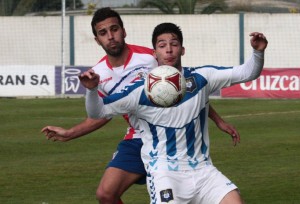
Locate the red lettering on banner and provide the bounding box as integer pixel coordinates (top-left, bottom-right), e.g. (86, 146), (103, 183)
(221, 68), (300, 98)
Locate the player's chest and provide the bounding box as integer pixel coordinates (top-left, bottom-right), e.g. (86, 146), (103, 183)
(139, 93), (207, 127)
(99, 66), (150, 94)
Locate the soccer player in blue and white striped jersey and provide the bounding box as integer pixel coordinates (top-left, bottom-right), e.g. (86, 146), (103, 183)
(81, 23), (268, 204)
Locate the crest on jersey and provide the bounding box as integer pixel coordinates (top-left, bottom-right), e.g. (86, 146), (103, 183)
(160, 189), (174, 202)
(185, 76), (197, 93)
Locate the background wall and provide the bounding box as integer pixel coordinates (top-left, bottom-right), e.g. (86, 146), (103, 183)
(1, 14), (299, 68)
(75, 14), (240, 67)
(0, 14), (299, 97)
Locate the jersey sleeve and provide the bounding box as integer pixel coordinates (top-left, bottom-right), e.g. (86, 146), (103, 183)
(231, 49), (264, 84)
(197, 49), (264, 93)
(85, 81), (143, 119)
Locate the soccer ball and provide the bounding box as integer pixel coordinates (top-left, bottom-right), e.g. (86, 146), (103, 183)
(144, 65), (186, 107)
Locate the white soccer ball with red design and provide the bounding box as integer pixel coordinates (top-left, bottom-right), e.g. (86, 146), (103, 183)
(144, 65), (186, 107)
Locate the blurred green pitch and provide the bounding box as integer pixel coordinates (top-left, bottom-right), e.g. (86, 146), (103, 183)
(0, 98), (299, 204)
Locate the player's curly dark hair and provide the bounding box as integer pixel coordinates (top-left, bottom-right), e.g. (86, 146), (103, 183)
(152, 23), (183, 49)
(91, 7), (124, 37)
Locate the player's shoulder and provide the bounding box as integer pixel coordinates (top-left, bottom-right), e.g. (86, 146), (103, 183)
(127, 44), (153, 55)
(126, 78), (145, 90)
(107, 79), (144, 100)
(92, 56), (110, 71)
(118, 79), (145, 96)
(183, 66), (233, 80)
(184, 65), (233, 73)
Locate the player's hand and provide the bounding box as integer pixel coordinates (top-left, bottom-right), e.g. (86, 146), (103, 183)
(41, 126), (71, 142)
(250, 32), (268, 51)
(79, 69), (100, 90)
(216, 121), (240, 146)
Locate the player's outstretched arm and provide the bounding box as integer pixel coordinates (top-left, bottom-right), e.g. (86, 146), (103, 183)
(208, 105), (240, 146)
(42, 69), (109, 142)
(41, 117), (111, 142)
(230, 33), (268, 85)
(80, 70), (109, 119)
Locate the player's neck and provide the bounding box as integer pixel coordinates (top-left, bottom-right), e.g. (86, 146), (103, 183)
(107, 45), (129, 68)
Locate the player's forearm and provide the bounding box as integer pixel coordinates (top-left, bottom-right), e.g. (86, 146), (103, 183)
(85, 87), (105, 119)
(66, 117), (111, 140)
(208, 105), (224, 126)
(231, 49), (264, 84)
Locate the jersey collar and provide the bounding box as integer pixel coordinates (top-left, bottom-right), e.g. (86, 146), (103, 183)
(100, 44), (133, 70)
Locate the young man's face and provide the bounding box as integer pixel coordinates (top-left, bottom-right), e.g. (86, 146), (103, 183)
(153, 33), (185, 70)
(94, 17), (126, 57)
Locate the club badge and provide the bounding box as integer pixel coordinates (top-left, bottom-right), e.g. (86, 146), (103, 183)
(185, 77), (197, 93)
(160, 189), (174, 202)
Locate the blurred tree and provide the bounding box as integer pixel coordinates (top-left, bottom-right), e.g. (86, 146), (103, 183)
(201, 0), (228, 14)
(139, 0), (228, 14)
(178, 0), (198, 13)
(13, 0), (36, 15)
(0, 0), (19, 15)
(0, 0), (83, 16)
(87, 3), (96, 15)
(32, 0), (83, 13)
(139, 0), (176, 14)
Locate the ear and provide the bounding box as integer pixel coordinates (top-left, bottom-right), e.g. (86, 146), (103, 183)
(181, 47), (185, 56)
(153, 50), (158, 60)
(123, 28), (127, 38)
(94, 37), (101, 46)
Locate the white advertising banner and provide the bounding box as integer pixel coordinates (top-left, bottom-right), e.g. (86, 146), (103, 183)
(0, 65), (55, 97)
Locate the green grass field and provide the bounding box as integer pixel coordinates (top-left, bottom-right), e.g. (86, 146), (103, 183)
(0, 98), (299, 204)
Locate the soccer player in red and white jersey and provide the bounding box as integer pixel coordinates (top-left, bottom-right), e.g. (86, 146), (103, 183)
(41, 8), (240, 204)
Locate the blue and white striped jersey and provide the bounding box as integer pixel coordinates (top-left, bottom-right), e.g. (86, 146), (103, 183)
(86, 50), (264, 171)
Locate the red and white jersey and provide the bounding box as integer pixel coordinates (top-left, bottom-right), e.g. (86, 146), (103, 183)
(92, 44), (158, 140)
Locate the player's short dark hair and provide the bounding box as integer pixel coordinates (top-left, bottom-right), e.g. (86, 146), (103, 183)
(152, 23), (183, 49)
(91, 7), (124, 37)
